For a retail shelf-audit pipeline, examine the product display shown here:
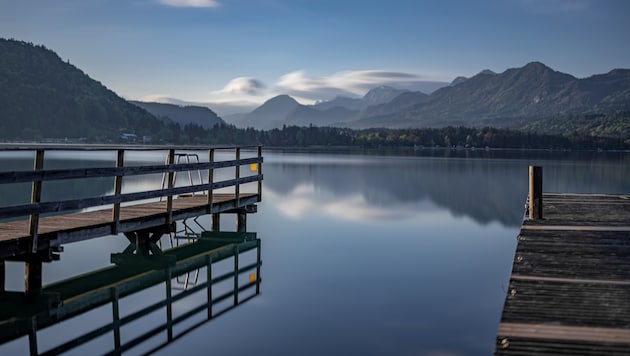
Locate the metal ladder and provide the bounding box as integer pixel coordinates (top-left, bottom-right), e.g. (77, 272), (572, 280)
(160, 153), (204, 201)
(159, 152), (207, 289)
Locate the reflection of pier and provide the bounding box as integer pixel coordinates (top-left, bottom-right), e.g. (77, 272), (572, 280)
(0, 231), (262, 355)
(495, 167), (630, 354)
(0, 145), (263, 297)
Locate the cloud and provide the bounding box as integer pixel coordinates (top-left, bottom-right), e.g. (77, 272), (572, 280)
(275, 70), (445, 102)
(215, 77), (266, 96)
(156, 0), (220, 8)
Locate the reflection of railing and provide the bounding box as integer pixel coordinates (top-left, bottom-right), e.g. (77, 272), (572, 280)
(0, 231), (262, 355)
(0, 145), (263, 255)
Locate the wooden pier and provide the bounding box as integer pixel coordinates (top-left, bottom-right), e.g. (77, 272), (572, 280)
(495, 166), (630, 355)
(0, 145), (263, 298)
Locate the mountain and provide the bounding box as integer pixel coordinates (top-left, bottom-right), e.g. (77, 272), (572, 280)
(0, 38), (165, 141)
(350, 62), (630, 135)
(284, 105), (358, 127)
(313, 96), (366, 111)
(232, 95), (299, 129)
(363, 86), (409, 106)
(450, 76), (468, 86)
(130, 101), (225, 128)
(356, 91), (430, 120)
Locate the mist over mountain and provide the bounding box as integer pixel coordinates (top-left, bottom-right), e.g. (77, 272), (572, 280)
(130, 101), (225, 129)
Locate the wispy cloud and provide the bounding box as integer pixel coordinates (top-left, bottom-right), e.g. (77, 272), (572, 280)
(275, 70), (444, 102)
(156, 0), (220, 8)
(215, 77), (266, 96)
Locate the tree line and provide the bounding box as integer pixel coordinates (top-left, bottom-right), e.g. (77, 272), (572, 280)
(163, 123), (629, 150)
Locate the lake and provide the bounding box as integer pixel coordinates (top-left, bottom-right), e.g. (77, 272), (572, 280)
(1, 148), (629, 355)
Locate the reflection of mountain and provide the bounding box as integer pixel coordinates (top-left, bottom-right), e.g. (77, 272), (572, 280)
(263, 152), (630, 227)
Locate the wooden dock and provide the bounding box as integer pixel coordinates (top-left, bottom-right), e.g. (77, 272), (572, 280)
(495, 177), (630, 354)
(0, 144), (263, 297)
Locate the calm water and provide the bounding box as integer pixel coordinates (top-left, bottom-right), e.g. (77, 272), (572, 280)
(1, 149), (629, 356)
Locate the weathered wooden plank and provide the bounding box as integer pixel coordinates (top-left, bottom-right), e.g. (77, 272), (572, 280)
(498, 323), (630, 344)
(495, 193), (630, 355)
(0, 194), (259, 257)
(495, 336), (630, 355)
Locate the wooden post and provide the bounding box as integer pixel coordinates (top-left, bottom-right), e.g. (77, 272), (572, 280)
(28, 316), (38, 355)
(236, 211), (247, 232)
(235, 147), (240, 206)
(257, 145), (262, 202)
(0, 260), (5, 295)
(112, 150), (124, 234)
(206, 255), (213, 319)
(29, 149), (44, 253)
(255, 239), (261, 295)
(528, 165), (543, 220)
(165, 268), (173, 341)
(25, 259), (42, 298)
(211, 214), (221, 232)
(207, 148), (215, 214)
(233, 245), (239, 305)
(166, 149), (175, 224)
(111, 288), (121, 352)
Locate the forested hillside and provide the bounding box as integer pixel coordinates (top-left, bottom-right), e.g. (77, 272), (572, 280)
(0, 38), (164, 141)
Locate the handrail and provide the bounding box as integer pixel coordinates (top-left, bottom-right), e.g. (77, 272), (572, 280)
(0, 158), (261, 184)
(0, 144), (263, 151)
(0, 146), (264, 246)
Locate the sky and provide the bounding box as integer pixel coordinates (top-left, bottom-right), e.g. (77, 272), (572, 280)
(1, 0), (629, 115)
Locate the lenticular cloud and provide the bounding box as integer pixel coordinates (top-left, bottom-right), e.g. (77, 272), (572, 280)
(275, 70), (436, 101)
(217, 77), (266, 96)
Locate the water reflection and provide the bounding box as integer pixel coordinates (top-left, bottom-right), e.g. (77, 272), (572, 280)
(263, 150), (630, 227)
(0, 232), (261, 355)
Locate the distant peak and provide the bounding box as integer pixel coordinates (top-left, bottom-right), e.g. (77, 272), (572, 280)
(264, 94), (298, 104)
(478, 69), (496, 76)
(450, 76), (468, 86)
(522, 61), (553, 72)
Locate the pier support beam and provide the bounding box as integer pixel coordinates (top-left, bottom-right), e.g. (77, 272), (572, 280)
(212, 214), (221, 232)
(528, 165), (543, 220)
(0, 260), (5, 295)
(25, 259), (42, 298)
(236, 211), (247, 232)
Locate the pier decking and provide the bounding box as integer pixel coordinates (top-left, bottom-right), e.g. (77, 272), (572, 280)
(0, 145), (263, 296)
(495, 192), (630, 355)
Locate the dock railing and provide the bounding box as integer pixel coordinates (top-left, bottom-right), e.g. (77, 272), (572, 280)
(0, 145), (263, 253)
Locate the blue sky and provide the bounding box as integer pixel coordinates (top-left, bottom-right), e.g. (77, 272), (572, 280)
(1, 0), (629, 114)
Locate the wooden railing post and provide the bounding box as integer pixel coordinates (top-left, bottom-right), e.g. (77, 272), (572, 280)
(29, 149), (45, 253)
(257, 145), (262, 202)
(0, 260), (5, 295)
(235, 147), (240, 206)
(528, 165), (543, 220)
(255, 239), (261, 295)
(207, 148), (214, 214)
(112, 149), (124, 234)
(166, 149), (175, 224)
